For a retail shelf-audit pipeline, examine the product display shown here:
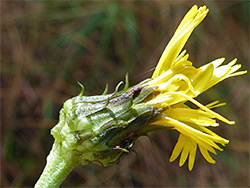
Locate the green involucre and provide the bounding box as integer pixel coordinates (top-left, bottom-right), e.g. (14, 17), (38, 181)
(51, 79), (161, 166)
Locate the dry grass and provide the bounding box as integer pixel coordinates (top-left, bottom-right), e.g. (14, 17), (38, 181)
(1, 1), (249, 187)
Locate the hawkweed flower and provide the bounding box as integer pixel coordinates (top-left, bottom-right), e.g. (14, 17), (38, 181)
(35, 5), (247, 188)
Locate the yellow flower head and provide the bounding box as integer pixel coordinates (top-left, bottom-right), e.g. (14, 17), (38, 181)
(36, 5), (247, 188)
(146, 5), (247, 171)
(46, 5), (247, 179)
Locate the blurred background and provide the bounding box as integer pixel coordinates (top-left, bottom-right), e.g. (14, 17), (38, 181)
(1, 1), (249, 187)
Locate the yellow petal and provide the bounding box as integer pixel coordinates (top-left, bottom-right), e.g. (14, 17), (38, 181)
(199, 145), (216, 164)
(175, 50), (189, 62)
(179, 136), (191, 166)
(201, 58), (247, 92)
(164, 117), (226, 149)
(165, 107), (219, 127)
(151, 115), (227, 170)
(188, 138), (197, 171)
(149, 92), (235, 125)
(175, 5), (198, 33)
(169, 135), (184, 162)
(199, 58), (225, 71)
(173, 92), (235, 124)
(152, 6), (209, 78)
(205, 101), (226, 109)
(192, 63), (214, 94)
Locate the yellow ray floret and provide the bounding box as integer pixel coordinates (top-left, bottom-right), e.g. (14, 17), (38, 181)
(152, 5), (209, 78)
(150, 103), (230, 171)
(146, 5), (247, 170)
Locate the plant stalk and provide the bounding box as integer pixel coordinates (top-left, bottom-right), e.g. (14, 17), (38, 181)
(34, 142), (79, 188)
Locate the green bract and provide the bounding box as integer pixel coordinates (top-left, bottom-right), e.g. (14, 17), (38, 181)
(51, 77), (161, 167)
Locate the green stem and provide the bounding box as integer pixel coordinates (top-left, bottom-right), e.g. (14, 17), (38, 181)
(34, 142), (79, 188)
